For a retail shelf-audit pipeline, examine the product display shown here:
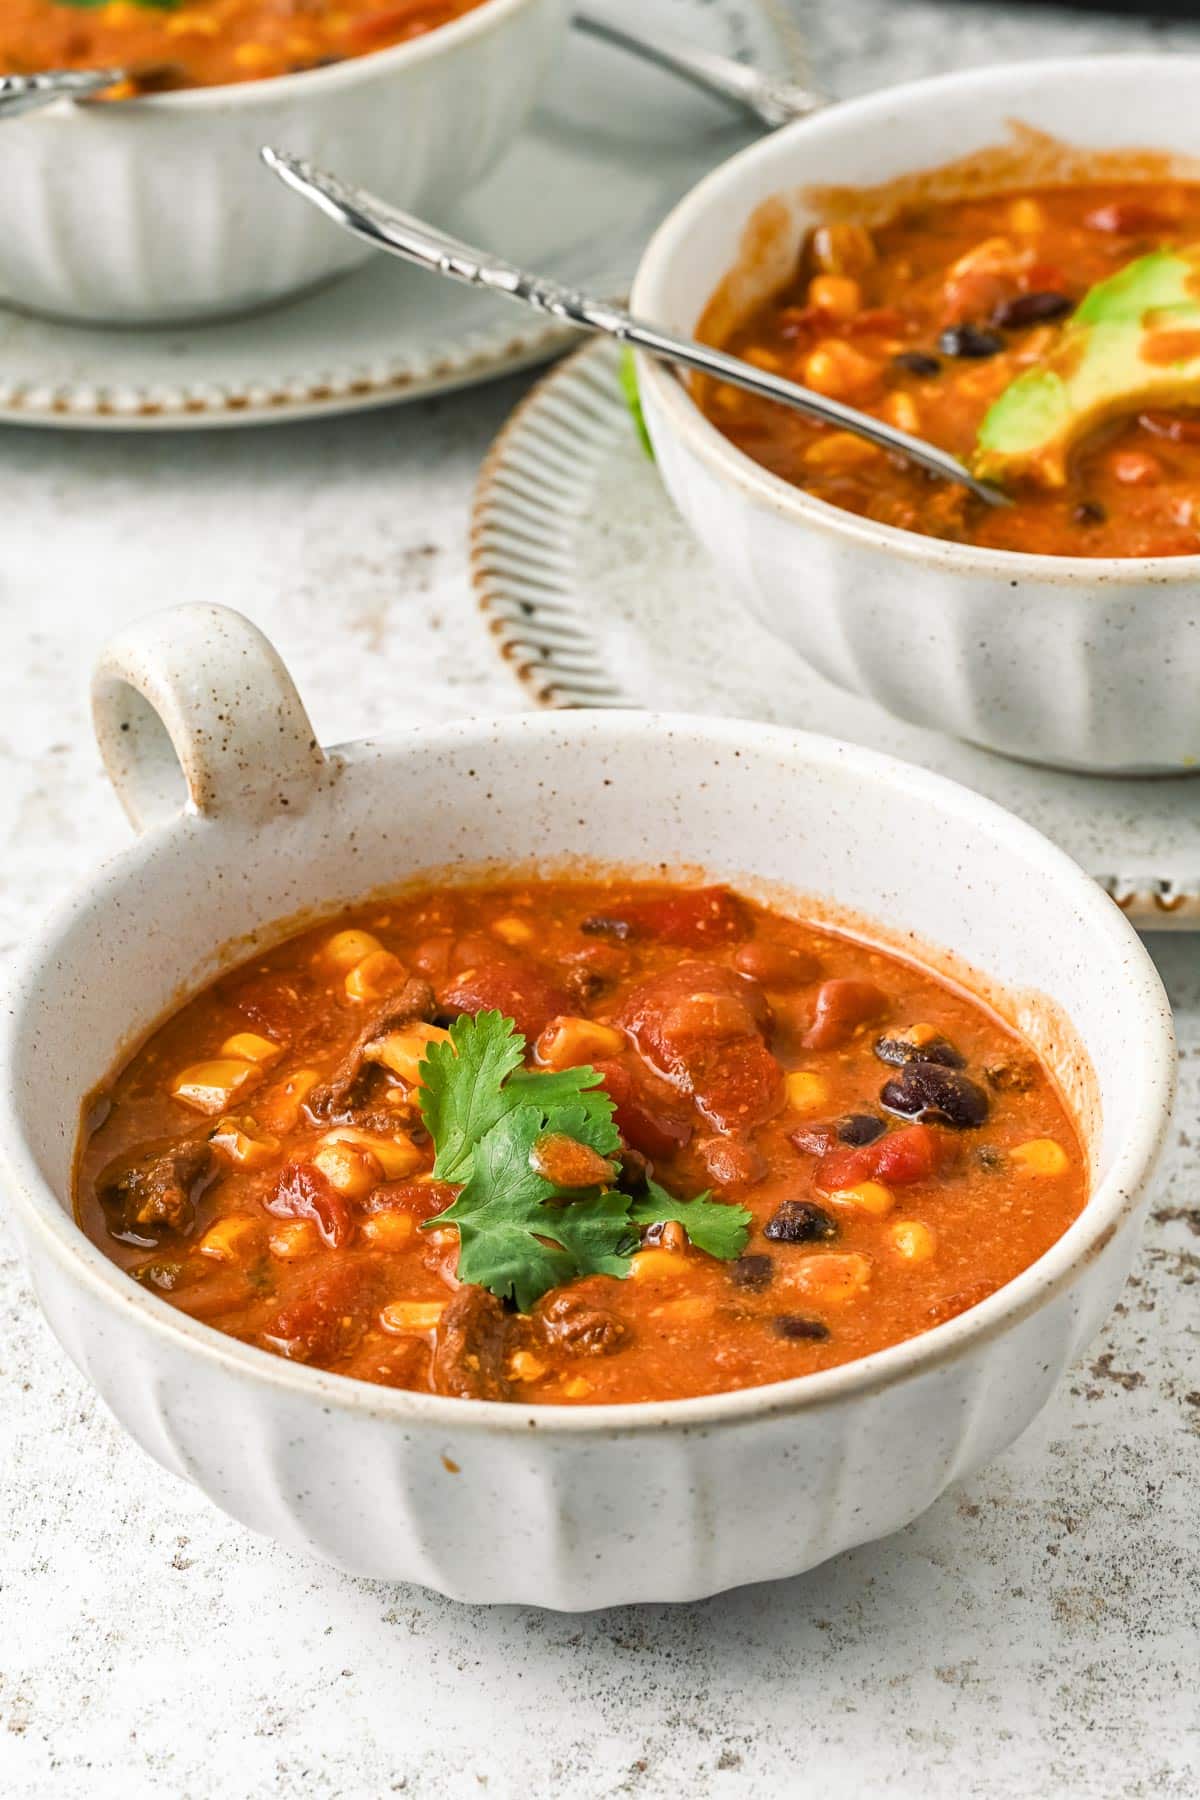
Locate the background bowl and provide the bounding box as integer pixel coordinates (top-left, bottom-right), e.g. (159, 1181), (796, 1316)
(631, 54), (1200, 775)
(0, 604), (1174, 1607)
(0, 0), (565, 325)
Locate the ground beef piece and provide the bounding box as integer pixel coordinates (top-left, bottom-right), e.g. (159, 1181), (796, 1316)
(431, 1286), (517, 1400)
(306, 977), (435, 1122)
(99, 1139), (216, 1241)
(534, 1290), (628, 1357)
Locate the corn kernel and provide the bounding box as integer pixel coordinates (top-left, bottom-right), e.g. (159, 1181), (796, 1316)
(319, 1126), (423, 1181)
(812, 222), (876, 276)
(269, 1219), (321, 1260)
(827, 1180), (895, 1216)
(366, 1023), (453, 1087)
(220, 1031), (282, 1068)
(1008, 196), (1045, 235)
(360, 1210), (416, 1250)
(785, 1070), (831, 1113)
(345, 949), (406, 1003)
(261, 1067), (321, 1133)
(197, 1214), (262, 1262)
(322, 928), (384, 973)
(491, 915), (534, 946)
(791, 1252), (872, 1304)
(802, 340), (880, 402)
(380, 1301), (446, 1334)
(630, 1248), (687, 1282)
(233, 42), (276, 71)
(509, 1350), (547, 1382)
(891, 1219), (937, 1262)
(808, 274), (861, 319)
(743, 346), (786, 372)
(535, 1015), (626, 1068)
(166, 12), (220, 34)
(1010, 1138), (1070, 1177)
(804, 431), (883, 471)
(171, 1059), (260, 1115)
(102, 2), (143, 24)
(881, 392), (922, 435)
(561, 1376), (592, 1399)
(209, 1115), (281, 1169)
(312, 1140), (383, 1198)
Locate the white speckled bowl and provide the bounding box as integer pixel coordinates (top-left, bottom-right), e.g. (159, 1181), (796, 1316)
(631, 55), (1200, 774)
(0, 0), (564, 325)
(0, 604), (1174, 1607)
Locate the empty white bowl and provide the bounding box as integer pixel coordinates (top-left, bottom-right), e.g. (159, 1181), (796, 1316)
(0, 603), (1174, 1606)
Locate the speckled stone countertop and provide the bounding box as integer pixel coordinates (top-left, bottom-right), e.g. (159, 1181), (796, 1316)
(2, 5), (1199, 1796)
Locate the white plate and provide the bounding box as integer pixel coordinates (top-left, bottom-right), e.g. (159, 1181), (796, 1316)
(0, 0), (799, 430)
(472, 340), (1200, 930)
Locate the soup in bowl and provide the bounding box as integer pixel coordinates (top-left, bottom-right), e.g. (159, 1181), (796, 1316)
(631, 56), (1200, 773)
(0, 602), (1172, 1605)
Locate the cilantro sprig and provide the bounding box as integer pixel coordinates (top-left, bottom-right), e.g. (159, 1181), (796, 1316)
(417, 1012), (750, 1309)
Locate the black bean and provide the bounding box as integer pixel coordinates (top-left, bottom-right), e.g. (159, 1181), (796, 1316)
(728, 1253), (774, 1293)
(880, 1062), (989, 1130)
(1073, 500), (1107, 526)
(764, 1200), (838, 1244)
(580, 914), (633, 941)
(938, 325), (1004, 360)
(893, 350), (942, 377)
(836, 1112), (886, 1147)
(875, 1033), (964, 1070)
(991, 291), (1073, 329)
(772, 1315), (831, 1342)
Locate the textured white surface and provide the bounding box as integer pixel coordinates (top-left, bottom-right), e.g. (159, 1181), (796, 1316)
(1, 2), (1199, 1794)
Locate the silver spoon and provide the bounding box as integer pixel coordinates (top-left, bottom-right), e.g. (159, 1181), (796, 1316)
(571, 6), (827, 128)
(261, 148), (1007, 505)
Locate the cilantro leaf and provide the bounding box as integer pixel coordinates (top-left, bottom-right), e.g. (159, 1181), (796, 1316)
(419, 1010), (526, 1180)
(419, 1010), (746, 1308)
(437, 1106), (637, 1311)
(630, 1178), (751, 1262)
(418, 1010), (617, 1181)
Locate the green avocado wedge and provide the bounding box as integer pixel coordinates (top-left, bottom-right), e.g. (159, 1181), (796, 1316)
(973, 248), (1200, 488)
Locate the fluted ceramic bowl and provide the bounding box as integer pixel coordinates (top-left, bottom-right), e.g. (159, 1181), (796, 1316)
(631, 55), (1200, 774)
(0, 603), (1174, 1608)
(0, 0), (564, 325)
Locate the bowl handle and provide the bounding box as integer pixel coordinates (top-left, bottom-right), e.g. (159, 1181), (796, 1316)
(91, 603), (328, 833)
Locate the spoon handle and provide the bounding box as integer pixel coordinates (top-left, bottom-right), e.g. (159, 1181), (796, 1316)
(261, 149), (1006, 505)
(0, 68), (123, 120)
(570, 7), (827, 128)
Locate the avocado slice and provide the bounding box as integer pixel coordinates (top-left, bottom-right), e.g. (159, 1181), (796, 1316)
(973, 248), (1200, 487)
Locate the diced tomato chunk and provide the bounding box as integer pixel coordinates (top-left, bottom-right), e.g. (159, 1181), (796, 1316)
(265, 1161), (354, 1248)
(594, 1058), (693, 1161)
(616, 961), (783, 1131)
(802, 979), (887, 1050)
(816, 1124), (944, 1192)
(439, 953), (568, 1042)
(261, 1261), (384, 1363)
(584, 886), (747, 949)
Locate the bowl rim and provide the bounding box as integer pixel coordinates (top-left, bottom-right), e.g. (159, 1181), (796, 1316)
(631, 51), (1200, 585)
(0, 709), (1175, 1436)
(56, 0), (546, 112)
